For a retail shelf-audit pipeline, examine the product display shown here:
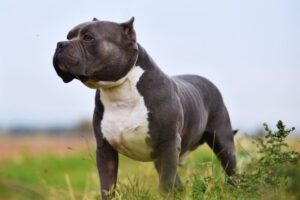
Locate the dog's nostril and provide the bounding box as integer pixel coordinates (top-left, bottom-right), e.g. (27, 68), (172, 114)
(57, 42), (66, 49)
(57, 42), (62, 49)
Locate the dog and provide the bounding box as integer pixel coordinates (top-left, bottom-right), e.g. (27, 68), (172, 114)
(53, 17), (236, 199)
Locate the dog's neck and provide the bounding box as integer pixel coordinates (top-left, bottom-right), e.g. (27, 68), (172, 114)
(99, 66), (144, 104)
(136, 43), (159, 71)
(98, 44), (162, 104)
(85, 43), (169, 103)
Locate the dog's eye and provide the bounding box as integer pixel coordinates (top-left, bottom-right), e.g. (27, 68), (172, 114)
(83, 34), (94, 41)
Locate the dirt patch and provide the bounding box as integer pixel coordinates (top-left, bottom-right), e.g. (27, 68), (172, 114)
(0, 135), (96, 162)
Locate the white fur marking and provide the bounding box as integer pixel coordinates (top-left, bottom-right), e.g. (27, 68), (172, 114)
(84, 71), (129, 89)
(100, 66), (153, 161)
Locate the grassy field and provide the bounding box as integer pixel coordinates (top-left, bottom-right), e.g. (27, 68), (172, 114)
(0, 124), (299, 200)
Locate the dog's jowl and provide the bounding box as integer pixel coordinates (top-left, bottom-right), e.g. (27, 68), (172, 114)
(53, 17), (237, 199)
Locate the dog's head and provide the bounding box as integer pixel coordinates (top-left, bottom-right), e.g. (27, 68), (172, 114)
(53, 17), (138, 86)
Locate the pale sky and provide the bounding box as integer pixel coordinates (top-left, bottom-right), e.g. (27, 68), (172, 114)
(0, 0), (299, 133)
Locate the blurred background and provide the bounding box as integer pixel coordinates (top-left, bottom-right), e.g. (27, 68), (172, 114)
(0, 0), (299, 135)
(0, 1), (300, 199)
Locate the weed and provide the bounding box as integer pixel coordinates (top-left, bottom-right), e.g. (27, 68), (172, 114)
(229, 121), (300, 199)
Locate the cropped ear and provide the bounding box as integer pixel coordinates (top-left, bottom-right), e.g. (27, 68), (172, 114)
(92, 17), (99, 21)
(120, 17), (136, 42)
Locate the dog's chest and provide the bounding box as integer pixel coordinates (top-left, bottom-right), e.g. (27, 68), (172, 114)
(100, 67), (153, 161)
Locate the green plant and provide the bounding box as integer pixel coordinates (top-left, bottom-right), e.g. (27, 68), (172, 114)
(232, 120), (300, 199)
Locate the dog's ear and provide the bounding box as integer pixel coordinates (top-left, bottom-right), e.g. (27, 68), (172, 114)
(92, 17), (99, 21)
(120, 17), (136, 42)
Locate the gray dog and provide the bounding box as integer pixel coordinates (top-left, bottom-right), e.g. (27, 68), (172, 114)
(53, 17), (236, 199)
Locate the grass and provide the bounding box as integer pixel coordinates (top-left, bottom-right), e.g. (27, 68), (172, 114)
(0, 122), (299, 200)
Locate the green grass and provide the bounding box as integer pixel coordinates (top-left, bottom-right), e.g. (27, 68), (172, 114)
(0, 152), (97, 199)
(0, 122), (299, 200)
(0, 145), (217, 200)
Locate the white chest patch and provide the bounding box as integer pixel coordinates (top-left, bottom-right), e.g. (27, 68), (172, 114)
(99, 66), (153, 161)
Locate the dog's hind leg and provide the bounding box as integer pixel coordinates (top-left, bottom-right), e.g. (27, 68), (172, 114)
(203, 127), (236, 176)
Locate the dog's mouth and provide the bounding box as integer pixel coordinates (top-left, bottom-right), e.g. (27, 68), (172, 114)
(58, 63), (68, 73)
(57, 62), (89, 82)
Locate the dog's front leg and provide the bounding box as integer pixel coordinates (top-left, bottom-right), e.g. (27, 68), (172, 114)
(156, 136), (181, 195)
(96, 142), (118, 200)
(93, 101), (118, 200)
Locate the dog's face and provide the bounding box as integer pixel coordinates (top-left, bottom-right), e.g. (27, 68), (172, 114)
(53, 17), (138, 85)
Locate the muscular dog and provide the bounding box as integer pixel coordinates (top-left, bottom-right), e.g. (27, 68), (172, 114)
(53, 17), (236, 199)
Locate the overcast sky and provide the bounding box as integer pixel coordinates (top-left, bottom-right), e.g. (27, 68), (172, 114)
(0, 0), (299, 133)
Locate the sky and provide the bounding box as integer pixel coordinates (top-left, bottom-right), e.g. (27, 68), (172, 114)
(0, 0), (299, 133)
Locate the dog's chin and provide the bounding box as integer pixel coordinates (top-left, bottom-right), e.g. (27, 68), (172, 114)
(83, 80), (102, 89)
(83, 80), (122, 89)
(81, 66), (137, 89)
(76, 75), (89, 82)
(83, 75), (129, 89)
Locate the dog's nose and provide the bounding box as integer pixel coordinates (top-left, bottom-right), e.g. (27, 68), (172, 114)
(57, 41), (68, 49)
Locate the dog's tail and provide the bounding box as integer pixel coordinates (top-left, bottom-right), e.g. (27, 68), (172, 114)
(233, 129), (238, 136)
